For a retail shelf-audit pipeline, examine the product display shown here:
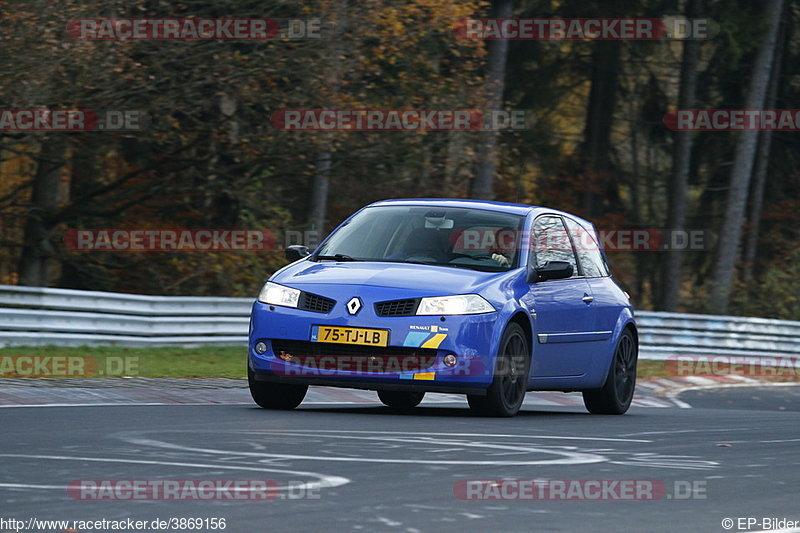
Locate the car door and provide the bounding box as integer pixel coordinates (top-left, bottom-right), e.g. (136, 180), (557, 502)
(527, 215), (596, 377)
(562, 216), (618, 347)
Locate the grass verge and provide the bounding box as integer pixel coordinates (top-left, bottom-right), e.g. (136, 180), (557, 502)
(0, 347), (797, 382)
(0, 345), (245, 378)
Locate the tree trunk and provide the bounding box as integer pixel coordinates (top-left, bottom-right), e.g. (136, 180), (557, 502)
(742, 128), (773, 281)
(742, 12), (785, 282)
(580, 40), (621, 216)
(58, 137), (95, 289)
(307, 2), (347, 235)
(309, 151), (331, 236)
(661, 0), (702, 311)
(18, 135), (67, 286)
(471, 0), (512, 200)
(708, 0), (784, 314)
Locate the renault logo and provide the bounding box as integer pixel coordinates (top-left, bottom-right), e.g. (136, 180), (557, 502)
(346, 297), (362, 315)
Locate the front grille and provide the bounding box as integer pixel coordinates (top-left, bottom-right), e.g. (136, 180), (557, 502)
(298, 292), (335, 313)
(271, 340), (437, 373)
(375, 298), (419, 317)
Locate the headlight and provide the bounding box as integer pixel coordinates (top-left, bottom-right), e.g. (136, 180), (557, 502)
(258, 282), (300, 308)
(416, 294), (495, 315)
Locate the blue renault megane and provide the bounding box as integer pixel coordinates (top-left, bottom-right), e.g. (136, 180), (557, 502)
(248, 199), (637, 417)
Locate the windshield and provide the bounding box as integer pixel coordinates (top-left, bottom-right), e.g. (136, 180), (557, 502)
(313, 206), (526, 272)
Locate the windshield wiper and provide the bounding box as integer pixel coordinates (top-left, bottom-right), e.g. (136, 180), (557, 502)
(380, 259), (506, 272)
(314, 254), (360, 261)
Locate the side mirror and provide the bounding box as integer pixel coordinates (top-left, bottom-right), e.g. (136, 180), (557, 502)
(285, 245), (310, 262)
(534, 260), (574, 282)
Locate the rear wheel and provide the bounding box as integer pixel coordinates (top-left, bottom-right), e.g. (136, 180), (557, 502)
(582, 329), (637, 415)
(377, 390), (425, 409)
(467, 323), (530, 417)
(248, 368), (308, 409)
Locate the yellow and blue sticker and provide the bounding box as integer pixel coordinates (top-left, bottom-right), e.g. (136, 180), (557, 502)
(399, 327), (447, 380)
(402, 328), (448, 349)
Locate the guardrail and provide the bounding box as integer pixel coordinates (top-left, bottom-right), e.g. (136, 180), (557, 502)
(0, 285), (252, 347)
(1, 285), (798, 361)
(637, 311), (800, 360)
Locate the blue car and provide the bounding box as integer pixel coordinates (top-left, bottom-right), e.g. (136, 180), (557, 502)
(248, 199), (637, 417)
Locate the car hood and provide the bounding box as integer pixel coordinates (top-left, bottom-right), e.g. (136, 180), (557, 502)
(271, 260), (508, 295)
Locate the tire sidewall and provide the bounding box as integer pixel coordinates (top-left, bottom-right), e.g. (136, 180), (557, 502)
(490, 322), (531, 415)
(603, 329), (637, 412)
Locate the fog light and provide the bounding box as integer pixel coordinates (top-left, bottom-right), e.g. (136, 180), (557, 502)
(443, 354), (457, 367)
(254, 342), (267, 355)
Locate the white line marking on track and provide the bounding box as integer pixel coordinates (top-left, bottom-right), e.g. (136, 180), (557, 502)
(666, 381), (800, 408)
(123, 432), (609, 466)
(0, 483), (68, 490)
(0, 454), (349, 492)
(280, 429), (651, 443)
(682, 376), (718, 386)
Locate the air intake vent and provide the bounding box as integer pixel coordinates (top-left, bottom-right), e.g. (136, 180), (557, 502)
(375, 298), (419, 317)
(298, 292), (335, 313)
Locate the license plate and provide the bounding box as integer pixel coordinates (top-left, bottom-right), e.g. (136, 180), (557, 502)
(312, 325), (389, 347)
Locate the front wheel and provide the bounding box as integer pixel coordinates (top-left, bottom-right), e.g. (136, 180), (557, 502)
(582, 329), (637, 415)
(377, 390), (425, 409)
(248, 368), (308, 409)
(467, 323), (530, 417)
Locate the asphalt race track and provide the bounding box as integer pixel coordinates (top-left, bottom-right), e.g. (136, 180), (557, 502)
(1, 380), (799, 533)
(679, 385), (800, 412)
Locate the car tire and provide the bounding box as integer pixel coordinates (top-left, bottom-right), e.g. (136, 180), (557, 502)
(467, 322), (530, 417)
(582, 328), (637, 415)
(377, 390), (425, 408)
(248, 368), (308, 409)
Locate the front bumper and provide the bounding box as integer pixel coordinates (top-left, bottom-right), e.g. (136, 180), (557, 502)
(248, 299), (499, 391)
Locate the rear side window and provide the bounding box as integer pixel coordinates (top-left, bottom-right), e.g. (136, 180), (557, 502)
(563, 217), (609, 278)
(531, 216), (578, 277)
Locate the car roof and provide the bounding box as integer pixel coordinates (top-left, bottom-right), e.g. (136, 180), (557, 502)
(367, 198), (538, 216)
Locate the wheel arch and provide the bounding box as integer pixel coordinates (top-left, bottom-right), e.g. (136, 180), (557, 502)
(507, 311), (534, 386)
(593, 313), (638, 387)
(507, 311), (533, 354)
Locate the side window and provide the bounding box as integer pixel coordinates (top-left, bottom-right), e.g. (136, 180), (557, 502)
(563, 217), (608, 278)
(531, 216), (578, 277)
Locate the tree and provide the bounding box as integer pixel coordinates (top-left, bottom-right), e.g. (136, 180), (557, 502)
(17, 135), (67, 286)
(471, 0), (512, 200)
(742, 10), (786, 282)
(708, 0), (784, 314)
(661, 0), (702, 311)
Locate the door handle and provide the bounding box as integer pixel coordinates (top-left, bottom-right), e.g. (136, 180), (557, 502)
(582, 295), (594, 303)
